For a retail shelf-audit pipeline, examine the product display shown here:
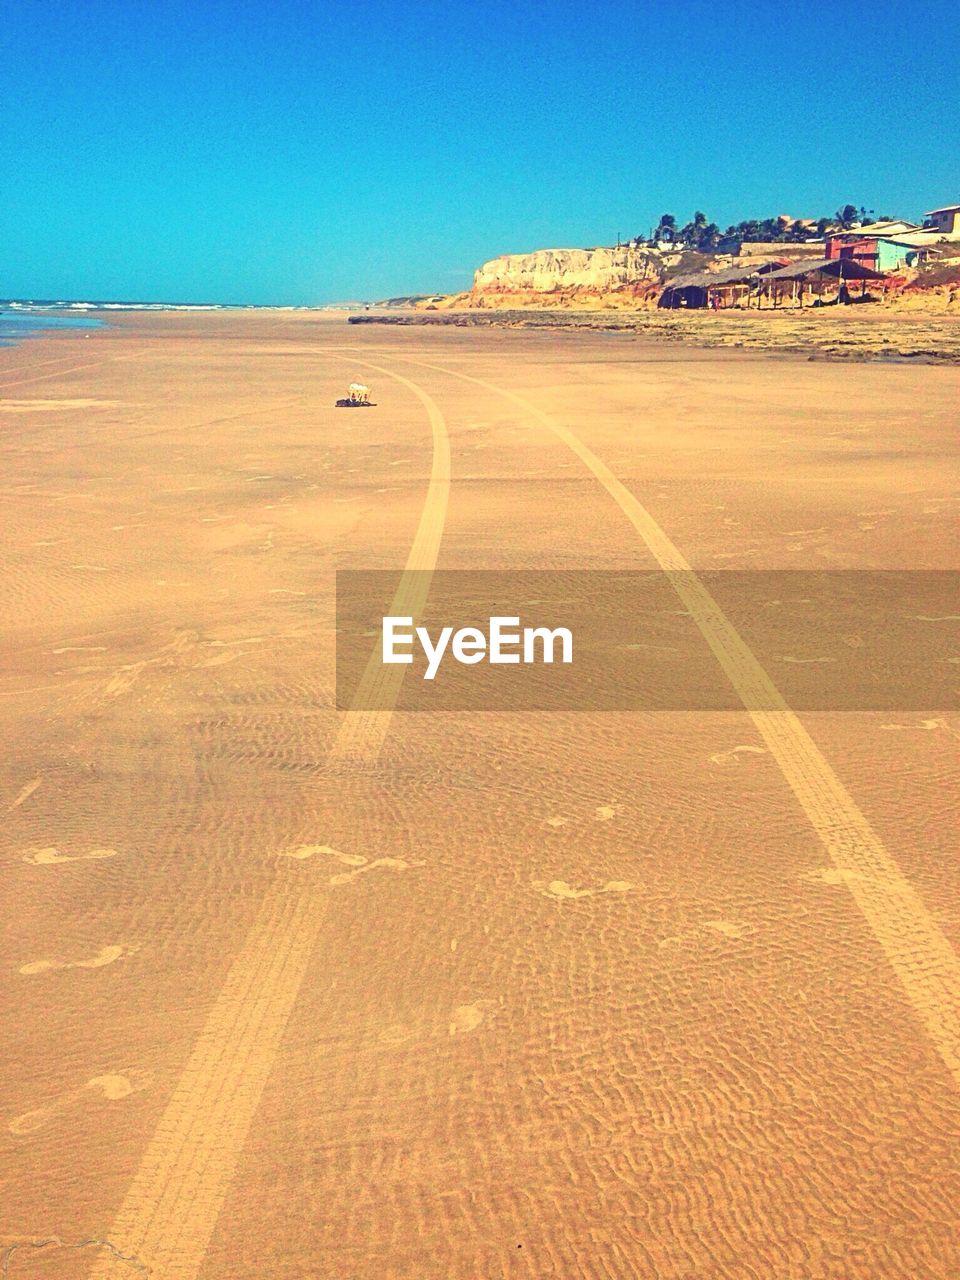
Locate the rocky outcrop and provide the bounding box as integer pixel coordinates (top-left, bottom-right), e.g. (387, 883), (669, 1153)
(434, 245), (664, 310)
(473, 245), (662, 293)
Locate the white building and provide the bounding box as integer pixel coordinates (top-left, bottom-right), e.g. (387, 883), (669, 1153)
(924, 204), (960, 238)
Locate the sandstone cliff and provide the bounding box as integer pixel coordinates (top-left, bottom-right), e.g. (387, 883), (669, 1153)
(425, 244), (960, 314)
(434, 245), (664, 310)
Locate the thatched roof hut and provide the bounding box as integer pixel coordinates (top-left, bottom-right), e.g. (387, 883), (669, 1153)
(658, 262), (785, 309)
(759, 258), (885, 283)
(757, 257), (887, 308)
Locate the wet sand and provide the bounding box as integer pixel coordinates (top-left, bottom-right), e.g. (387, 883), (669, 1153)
(1, 311), (959, 1278)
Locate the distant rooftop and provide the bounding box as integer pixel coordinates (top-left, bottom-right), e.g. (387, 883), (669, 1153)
(851, 219), (921, 234)
(926, 204), (960, 215)
(832, 220), (921, 240)
(762, 258), (885, 281)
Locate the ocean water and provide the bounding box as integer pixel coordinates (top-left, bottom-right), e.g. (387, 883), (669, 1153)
(0, 309), (105, 347)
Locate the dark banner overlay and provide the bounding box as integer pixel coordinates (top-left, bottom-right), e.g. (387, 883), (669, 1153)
(336, 571), (959, 712)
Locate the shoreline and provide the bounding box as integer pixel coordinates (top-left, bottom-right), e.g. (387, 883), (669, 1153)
(0, 310), (105, 348)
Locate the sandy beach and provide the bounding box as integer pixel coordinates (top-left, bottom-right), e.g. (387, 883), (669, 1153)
(2, 310), (959, 1278)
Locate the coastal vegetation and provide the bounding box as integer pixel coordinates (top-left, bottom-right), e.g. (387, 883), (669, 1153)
(649, 204), (892, 251)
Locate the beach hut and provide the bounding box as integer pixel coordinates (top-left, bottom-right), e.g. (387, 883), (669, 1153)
(657, 262), (784, 309)
(758, 257), (886, 307)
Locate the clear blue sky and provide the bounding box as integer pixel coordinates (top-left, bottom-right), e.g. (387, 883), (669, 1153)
(2, 0), (957, 304)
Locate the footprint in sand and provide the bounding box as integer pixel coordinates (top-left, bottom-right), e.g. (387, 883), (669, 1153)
(703, 920), (746, 940)
(595, 804), (623, 822)
(329, 857), (415, 887)
(279, 844), (418, 885)
(660, 919), (750, 947)
(880, 718), (954, 734)
(19, 945), (126, 976)
(7, 777), (41, 812)
(543, 816), (567, 829)
(103, 661), (150, 698)
(448, 1001), (495, 1037)
(709, 745), (766, 766)
(533, 879), (635, 901)
(8, 1070), (151, 1136)
(197, 651), (239, 668)
(22, 847), (118, 867)
(280, 843), (367, 865)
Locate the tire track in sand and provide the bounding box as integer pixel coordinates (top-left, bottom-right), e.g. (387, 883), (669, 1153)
(385, 350), (960, 1092)
(322, 354), (451, 763)
(87, 361), (449, 1280)
(0, 357), (120, 391)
